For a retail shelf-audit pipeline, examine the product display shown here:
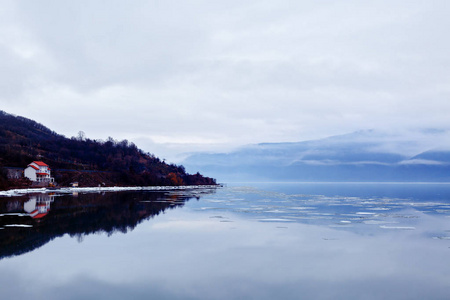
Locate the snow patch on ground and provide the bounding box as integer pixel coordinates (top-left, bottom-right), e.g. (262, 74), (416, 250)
(0, 185), (219, 197)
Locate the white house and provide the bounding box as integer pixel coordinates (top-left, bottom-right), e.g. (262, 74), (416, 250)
(24, 161), (54, 183)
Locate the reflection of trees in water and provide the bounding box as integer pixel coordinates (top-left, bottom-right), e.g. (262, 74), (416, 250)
(0, 189), (215, 260)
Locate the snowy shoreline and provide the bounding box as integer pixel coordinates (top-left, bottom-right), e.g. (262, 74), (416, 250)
(0, 185), (221, 197)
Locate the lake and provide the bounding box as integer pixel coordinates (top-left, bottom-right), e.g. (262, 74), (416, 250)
(1, 183), (449, 300)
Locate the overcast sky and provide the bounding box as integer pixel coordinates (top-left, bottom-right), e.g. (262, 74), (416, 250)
(1, 0), (450, 161)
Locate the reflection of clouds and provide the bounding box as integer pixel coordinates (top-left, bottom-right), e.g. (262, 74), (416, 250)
(1, 185), (449, 300)
(151, 219), (224, 231)
(1, 208), (449, 300)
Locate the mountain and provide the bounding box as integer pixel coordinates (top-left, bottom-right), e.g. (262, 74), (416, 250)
(0, 110), (216, 189)
(410, 150), (450, 163)
(182, 130), (450, 182)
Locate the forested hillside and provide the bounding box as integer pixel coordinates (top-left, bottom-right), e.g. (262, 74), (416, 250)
(0, 111), (216, 189)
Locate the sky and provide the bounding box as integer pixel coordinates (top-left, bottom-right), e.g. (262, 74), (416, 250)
(1, 0), (450, 162)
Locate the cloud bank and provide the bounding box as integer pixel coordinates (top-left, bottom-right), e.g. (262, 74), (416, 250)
(1, 0), (450, 161)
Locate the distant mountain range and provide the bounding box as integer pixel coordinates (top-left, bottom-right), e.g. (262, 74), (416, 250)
(182, 130), (450, 182)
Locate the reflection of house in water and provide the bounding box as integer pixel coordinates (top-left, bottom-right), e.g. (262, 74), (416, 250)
(24, 194), (55, 219)
(0, 189), (217, 261)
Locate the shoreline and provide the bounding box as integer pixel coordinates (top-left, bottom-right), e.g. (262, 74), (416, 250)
(0, 185), (221, 197)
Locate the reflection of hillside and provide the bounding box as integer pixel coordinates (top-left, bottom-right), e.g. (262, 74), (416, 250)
(0, 189), (215, 260)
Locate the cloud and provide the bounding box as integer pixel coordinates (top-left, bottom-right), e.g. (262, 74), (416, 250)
(398, 159), (448, 166)
(1, 0), (450, 160)
(300, 160), (394, 166)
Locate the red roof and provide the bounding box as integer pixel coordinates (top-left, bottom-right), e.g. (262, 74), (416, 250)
(36, 173), (49, 176)
(30, 209), (48, 219)
(29, 165), (39, 170)
(33, 161), (49, 167)
(32, 213), (48, 219)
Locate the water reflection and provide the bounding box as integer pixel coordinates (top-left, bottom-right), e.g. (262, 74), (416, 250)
(0, 184), (449, 300)
(0, 189), (216, 260)
(24, 193), (55, 219)
(194, 186), (450, 238)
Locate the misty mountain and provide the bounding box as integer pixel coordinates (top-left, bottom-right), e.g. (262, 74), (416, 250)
(183, 130), (450, 182)
(410, 150), (450, 163)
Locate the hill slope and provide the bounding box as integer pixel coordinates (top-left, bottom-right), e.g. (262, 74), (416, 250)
(0, 110), (216, 189)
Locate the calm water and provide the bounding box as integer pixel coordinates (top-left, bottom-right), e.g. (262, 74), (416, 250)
(1, 183), (450, 300)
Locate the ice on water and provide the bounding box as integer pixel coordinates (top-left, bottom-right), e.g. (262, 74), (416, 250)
(198, 185), (450, 236)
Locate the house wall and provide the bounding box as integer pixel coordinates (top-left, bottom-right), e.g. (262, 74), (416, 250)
(24, 167), (37, 181)
(24, 198), (37, 213)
